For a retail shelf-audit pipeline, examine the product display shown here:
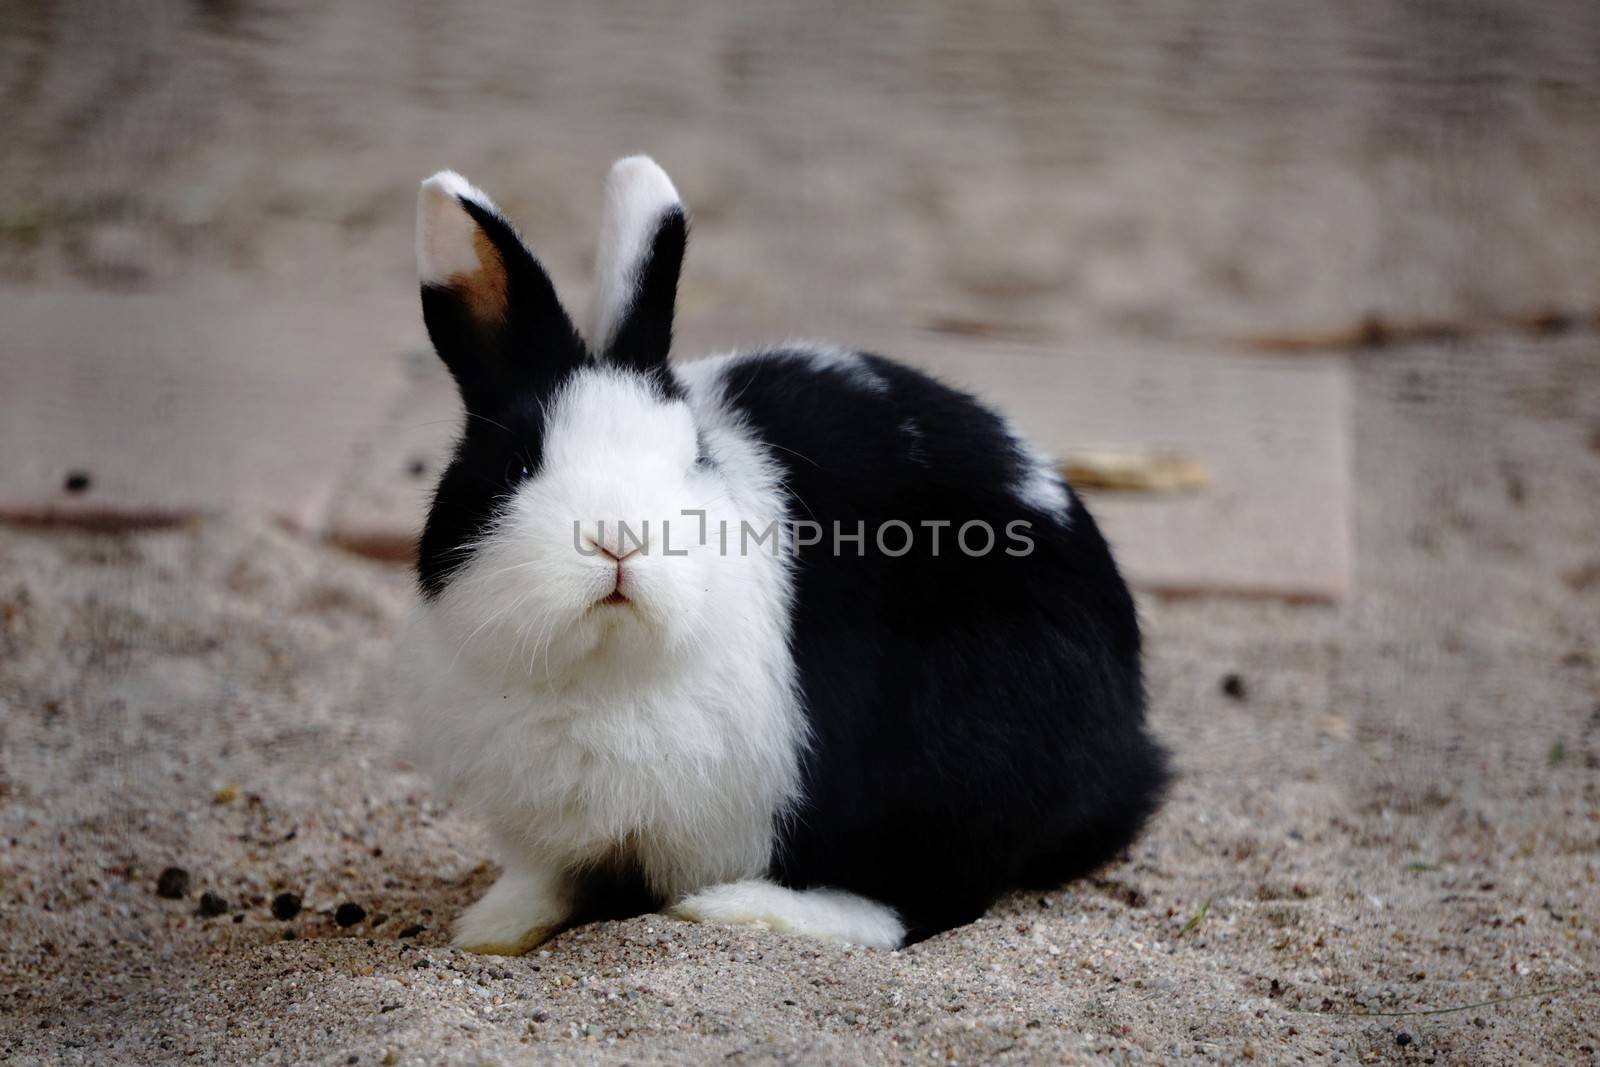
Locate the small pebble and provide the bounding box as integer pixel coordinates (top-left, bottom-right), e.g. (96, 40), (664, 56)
(336, 902), (367, 927)
(398, 924), (424, 939)
(270, 892), (302, 920)
(155, 867), (191, 900)
(1395, 1032), (1413, 1047)
(196, 891), (229, 918)
(62, 471), (92, 494)
(1220, 672), (1248, 700)
(282, 928), (296, 940)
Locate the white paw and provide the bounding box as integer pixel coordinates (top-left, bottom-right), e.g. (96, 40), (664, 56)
(452, 870), (568, 955)
(670, 879), (905, 949)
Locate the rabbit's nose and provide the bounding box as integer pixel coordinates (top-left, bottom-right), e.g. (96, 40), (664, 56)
(582, 534), (643, 562)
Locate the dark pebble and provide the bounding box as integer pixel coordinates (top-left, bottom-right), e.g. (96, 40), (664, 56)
(155, 867), (191, 899)
(232, 913), (245, 924)
(347, 1056), (359, 1065)
(62, 471), (92, 494)
(196, 891), (229, 918)
(335, 902), (367, 928)
(270, 892), (302, 920)
(1220, 672), (1248, 700)
(1396, 1032), (1413, 1047)
(398, 924), (424, 939)
(282, 928), (296, 940)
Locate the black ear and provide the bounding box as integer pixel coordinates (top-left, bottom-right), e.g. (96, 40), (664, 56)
(588, 156), (687, 375)
(417, 171), (586, 411)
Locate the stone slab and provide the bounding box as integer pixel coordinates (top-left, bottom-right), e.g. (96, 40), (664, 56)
(322, 351), (459, 562)
(328, 329), (1351, 602)
(0, 287), (420, 532)
(888, 334), (1352, 602)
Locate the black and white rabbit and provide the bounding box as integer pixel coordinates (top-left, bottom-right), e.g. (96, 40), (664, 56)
(399, 157), (1168, 954)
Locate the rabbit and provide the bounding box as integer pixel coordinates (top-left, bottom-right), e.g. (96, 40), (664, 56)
(397, 156), (1168, 954)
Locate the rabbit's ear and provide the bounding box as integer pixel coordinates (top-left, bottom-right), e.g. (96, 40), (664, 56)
(418, 171), (586, 411)
(588, 156), (686, 373)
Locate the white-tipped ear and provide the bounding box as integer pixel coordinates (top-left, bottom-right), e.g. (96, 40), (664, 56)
(415, 170), (587, 407)
(417, 170), (504, 286)
(589, 156), (683, 354)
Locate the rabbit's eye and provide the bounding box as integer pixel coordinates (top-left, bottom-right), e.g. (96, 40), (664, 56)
(506, 459), (530, 484)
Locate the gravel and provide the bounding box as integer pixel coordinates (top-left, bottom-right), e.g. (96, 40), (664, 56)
(154, 868), (190, 901)
(270, 893), (302, 921)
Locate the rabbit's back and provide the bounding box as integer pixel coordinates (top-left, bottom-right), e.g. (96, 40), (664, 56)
(689, 345), (1167, 941)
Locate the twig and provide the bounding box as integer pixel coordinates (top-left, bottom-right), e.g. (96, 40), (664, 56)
(1292, 982), (1585, 1019)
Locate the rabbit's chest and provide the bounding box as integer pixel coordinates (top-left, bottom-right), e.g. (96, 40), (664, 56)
(512, 677), (802, 892)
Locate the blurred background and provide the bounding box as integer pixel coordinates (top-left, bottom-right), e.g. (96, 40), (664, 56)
(2, 3), (1597, 1064)
(7, 2), (1600, 332)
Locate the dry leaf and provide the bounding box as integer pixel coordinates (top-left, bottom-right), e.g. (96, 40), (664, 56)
(1060, 449), (1210, 493)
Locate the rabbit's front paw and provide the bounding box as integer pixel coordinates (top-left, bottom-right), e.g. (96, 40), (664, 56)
(452, 868), (569, 955)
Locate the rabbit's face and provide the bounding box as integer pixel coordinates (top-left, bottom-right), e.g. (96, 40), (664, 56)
(426, 366), (722, 680)
(413, 159), (715, 681)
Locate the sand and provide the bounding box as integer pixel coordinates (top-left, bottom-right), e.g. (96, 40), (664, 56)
(3, 335), (1597, 1065)
(3, 2), (1599, 1064)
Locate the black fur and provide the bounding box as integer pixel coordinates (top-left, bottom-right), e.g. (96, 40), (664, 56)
(420, 198), (587, 413)
(416, 193), (590, 598)
(600, 208), (688, 401)
(417, 384), (574, 599)
(716, 349), (1169, 942)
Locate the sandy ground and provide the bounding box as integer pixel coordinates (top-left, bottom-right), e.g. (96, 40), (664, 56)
(2, 337), (1597, 1066)
(3, 2), (1600, 1065)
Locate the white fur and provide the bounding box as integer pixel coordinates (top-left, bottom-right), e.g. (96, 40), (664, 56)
(417, 170), (502, 285)
(398, 364), (809, 946)
(679, 343), (889, 399)
(452, 844), (572, 950)
(1002, 416), (1072, 520)
(671, 879), (906, 949)
(589, 156), (683, 353)
(785, 342), (888, 394)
